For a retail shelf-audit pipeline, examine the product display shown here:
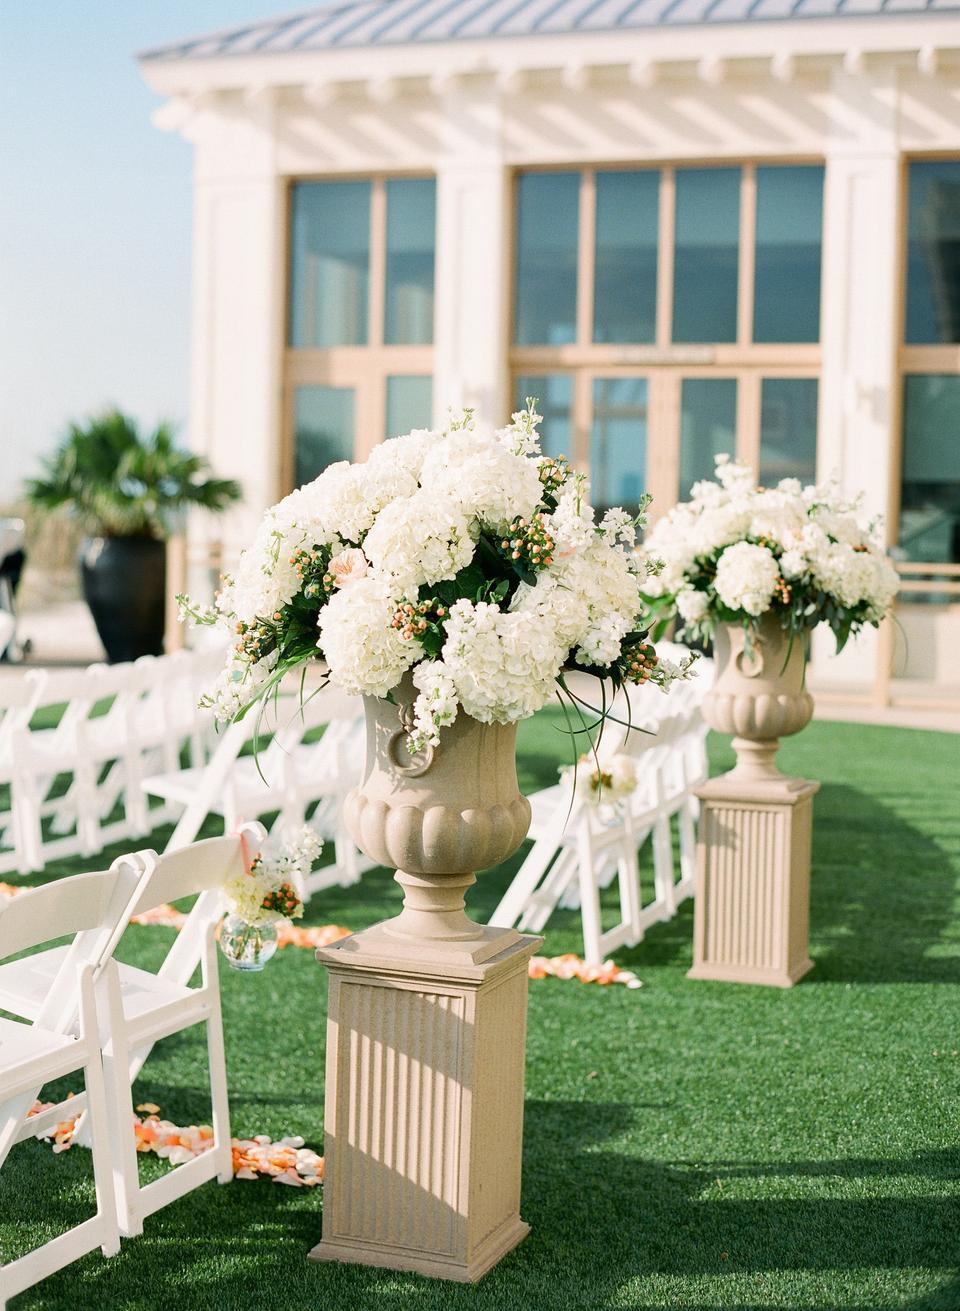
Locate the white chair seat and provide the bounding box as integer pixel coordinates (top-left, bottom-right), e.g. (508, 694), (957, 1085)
(0, 1014), (73, 1067)
(0, 948), (191, 1024)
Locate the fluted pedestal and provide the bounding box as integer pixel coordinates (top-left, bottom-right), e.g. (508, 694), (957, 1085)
(310, 922), (541, 1281)
(309, 675), (541, 1281)
(688, 773), (818, 987)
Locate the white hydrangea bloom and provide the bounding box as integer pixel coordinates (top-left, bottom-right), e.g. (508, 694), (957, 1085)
(714, 541), (780, 616)
(676, 587), (709, 623)
(317, 577), (418, 697)
(440, 600), (568, 724)
(362, 491), (478, 593)
(421, 431), (543, 532)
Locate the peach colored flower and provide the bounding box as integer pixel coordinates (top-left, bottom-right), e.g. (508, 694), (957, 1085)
(327, 547), (369, 588)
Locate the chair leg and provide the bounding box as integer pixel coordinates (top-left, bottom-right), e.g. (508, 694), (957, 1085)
(652, 815), (676, 919)
(576, 826), (605, 967)
(202, 944), (233, 1185)
(81, 1005), (122, 1257)
(98, 967), (143, 1237)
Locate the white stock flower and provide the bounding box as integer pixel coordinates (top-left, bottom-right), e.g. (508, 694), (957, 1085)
(409, 660), (460, 751)
(714, 541), (780, 617)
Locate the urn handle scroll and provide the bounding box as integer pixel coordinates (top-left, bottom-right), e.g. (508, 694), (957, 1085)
(386, 700), (436, 778)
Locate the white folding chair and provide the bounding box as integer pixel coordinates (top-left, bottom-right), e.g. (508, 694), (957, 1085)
(0, 860), (146, 1308)
(143, 682), (369, 898)
(96, 827), (265, 1237)
(0, 675), (44, 876)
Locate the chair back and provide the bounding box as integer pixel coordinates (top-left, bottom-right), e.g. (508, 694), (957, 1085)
(131, 829), (262, 917)
(0, 857), (148, 1033)
(128, 827), (266, 986)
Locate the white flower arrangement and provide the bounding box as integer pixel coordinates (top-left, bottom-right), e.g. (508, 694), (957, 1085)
(560, 752), (639, 809)
(182, 406), (697, 749)
(640, 456), (899, 651)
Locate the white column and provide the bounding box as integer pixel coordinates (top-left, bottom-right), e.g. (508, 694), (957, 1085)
(433, 137), (510, 425)
(183, 102), (286, 598)
(813, 71), (901, 689)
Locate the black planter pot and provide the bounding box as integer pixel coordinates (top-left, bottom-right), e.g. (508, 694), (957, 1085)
(80, 536), (166, 664)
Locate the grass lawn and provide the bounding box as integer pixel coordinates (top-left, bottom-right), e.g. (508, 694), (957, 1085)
(2, 716), (959, 1311)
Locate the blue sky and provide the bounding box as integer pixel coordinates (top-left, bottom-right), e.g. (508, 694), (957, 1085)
(0, 1), (281, 501)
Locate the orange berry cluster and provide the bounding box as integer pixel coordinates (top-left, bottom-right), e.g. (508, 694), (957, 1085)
(289, 547), (335, 602)
(391, 598), (448, 641)
(261, 881), (302, 919)
(619, 638), (659, 685)
(538, 454), (570, 497)
(232, 620), (270, 663)
(500, 512), (555, 571)
(774, 575), (792, 604)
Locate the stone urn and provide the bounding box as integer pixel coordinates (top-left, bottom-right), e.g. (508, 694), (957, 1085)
(341, 671), (532, 960)
(703, 613), (814, 789)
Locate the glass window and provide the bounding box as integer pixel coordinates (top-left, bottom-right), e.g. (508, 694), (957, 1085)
(294, 385), (354, 487)
(593, 171), (659, 344)
(753, 166), (824, 344)
(385, 375), (433, 437)
(899, 375), (960, 564)
(514, 173), (579, 346)
(679, 378), (738, 498)
(385, 179), (436, 345)
(759, 378), (818, 485)
(906, 161), (960, 345)
(673, 168), (740, 344)
(591, 378), (647, 514)
(289, 182), (370, 348)
(514, 374), (573, 459)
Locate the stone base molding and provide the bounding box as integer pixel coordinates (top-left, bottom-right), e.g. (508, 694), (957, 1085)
(688, 774), (819, 988)
(310, 922), (542, 1282)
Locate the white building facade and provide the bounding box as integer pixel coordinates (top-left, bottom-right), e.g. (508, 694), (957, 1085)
(140, 0), (960, 703)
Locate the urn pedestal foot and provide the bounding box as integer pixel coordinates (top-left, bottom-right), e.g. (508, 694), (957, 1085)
(688, 773), (819, 988)
(310, 922), (543, 1282)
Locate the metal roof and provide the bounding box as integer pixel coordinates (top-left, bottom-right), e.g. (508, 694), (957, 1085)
(140, 0), (960, 60)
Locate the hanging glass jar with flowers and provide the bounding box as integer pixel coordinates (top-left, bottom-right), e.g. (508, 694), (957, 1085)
(219, 829), (321, 972)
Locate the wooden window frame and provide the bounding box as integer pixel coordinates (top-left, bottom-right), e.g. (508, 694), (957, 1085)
(509, 161), (824, 522)
(281, 173), (436, 492)
(890, 153), (960, 609)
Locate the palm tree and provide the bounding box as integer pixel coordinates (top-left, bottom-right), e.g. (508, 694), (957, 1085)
(26, 409), (241, 538)
(25, 409), (242, 663)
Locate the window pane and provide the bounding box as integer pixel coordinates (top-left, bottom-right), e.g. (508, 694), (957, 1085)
(591, 378), (647, 514)
(514, 374), (573, 459)
(386, 375), (433, 437)
(514, 172), (579, 346)
(679, 378), (738, 498)
(899, 375), (960, 566)
(385, 179), (436, 345)
(753, 166), (824, 343)
(759, 378), (818, 485)
(673, 168), (740, 343)
(906, 161), (960, 344)
(289, 182), (370, 348)
(593, 171), (659, 344)
(294, 385), (354, 487)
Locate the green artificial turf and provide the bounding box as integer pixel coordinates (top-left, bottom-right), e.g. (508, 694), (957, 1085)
(2, 717), (959, 1311)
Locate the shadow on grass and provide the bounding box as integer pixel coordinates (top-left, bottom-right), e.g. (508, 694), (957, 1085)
(542, 779), (960, 988)
(7, 1099), (959, 1311)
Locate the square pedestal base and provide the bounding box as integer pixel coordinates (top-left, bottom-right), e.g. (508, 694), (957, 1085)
(310, 926), (542, 1283)
(689, 774), (819, 988)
